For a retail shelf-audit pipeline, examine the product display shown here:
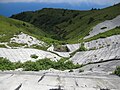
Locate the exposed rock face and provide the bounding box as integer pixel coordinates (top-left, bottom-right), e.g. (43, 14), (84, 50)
(0, 48), (60, 62)
(84, 15), (120, 39)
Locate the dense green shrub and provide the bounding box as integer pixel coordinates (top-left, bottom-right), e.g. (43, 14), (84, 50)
(0, 44), (6, 48)
(30, 54), (38, 59)
(114, 66), (120, 76)
(0, 58), (15, 70)
(69, 69), (73, 72)
(23, 61), (39, 71)
(14, 61), (23, 69)
(79, 43), (87, 51)
(0, 58), (82, 71)
(23, 58), (82, 71)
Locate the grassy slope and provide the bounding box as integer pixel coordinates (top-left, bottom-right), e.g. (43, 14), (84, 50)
(0, 15), (60, 44)
(11, 3), (120, 43)
(63, 3), (120, 43)
(10, 9), (81, 40)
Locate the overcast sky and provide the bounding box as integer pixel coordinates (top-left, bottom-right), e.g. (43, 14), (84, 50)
(0, 0), (120, 17)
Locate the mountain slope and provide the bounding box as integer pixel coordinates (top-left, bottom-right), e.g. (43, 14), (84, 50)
(11, 3), (120, 43)
(11, 8), (82, 40)
(0, 15), (59, 45)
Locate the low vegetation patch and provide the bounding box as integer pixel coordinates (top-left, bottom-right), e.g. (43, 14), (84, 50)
(114, 66), (120, 76)
(30, 45), (48, 51)
(8, 42), (27, 48)
(0, 57), (82, 71)
(0, 44), (6, 48)
(54, 45), (69, 52)
(78, 43), (87, 51)
(0, 57), (15, 70)
(70, 43), (87, 57)
(30, 54), (38, 59)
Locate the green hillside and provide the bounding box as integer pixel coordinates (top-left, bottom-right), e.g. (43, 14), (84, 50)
(11, 3), (120, 43)
(0, 15), (60, 45)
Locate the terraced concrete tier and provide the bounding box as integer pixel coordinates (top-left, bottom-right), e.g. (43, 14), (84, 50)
(84, 15), (120, 39)
(70, 47), (120, 64)
(80, 60), (120, 73)
(85, 35), (120, 50)
(66, 44), (80, 53)
(0, 71), (119, 90)
(0, 48), (60, 62)
(71, 35), (120, 65)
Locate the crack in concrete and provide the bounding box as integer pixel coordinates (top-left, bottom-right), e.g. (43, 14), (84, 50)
(75, 80), (79, 87)
(38, 74), (45, 82)
(14, 83), (22, 90)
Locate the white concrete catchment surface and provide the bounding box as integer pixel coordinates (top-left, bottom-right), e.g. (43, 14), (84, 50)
(0, 48), (61, 62)
(0, 71), (119, 90)
(85, 35), (120, 50)
(71, 35), (120, 64)
(84, 15), (120, 39)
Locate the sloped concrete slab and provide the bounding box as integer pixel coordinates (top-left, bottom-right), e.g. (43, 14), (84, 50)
(0, 71), (119, 90)
(85, 15), (120, 39)
(0, 48), (60, 62)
